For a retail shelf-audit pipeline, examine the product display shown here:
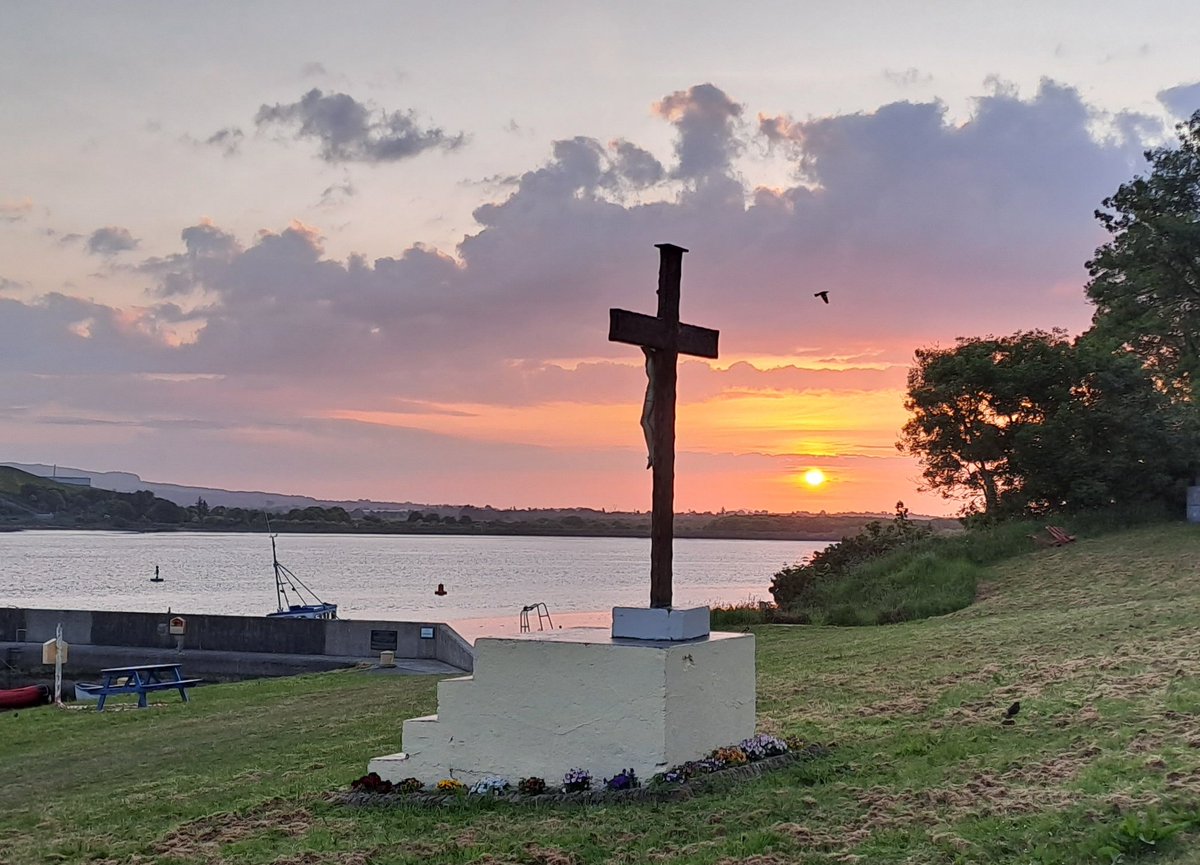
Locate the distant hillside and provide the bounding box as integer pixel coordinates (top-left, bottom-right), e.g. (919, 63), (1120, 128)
(0, 466), (202, 529)
(1, 462), (420, 512)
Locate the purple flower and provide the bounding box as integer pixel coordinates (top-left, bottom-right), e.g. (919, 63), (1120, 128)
(604, 768), (640, 791)
(739, 733), (788, 760)
(561, 767), (592, 792)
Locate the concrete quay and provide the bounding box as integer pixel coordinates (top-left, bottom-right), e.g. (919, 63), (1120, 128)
(0, 606), (473, 683)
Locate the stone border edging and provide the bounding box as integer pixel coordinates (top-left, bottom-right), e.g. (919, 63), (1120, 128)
(334, 745), (829, 809)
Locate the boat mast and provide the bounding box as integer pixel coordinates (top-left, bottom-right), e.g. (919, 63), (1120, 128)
(267, 515), (286, 613)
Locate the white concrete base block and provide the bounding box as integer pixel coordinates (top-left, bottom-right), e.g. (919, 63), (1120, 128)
(368, 628), (755, 786)
(611, 605), (711, 641)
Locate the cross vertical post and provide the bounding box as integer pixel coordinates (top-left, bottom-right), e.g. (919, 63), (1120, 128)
(609, 243), (719, 610)
(650, 245), (681, 608)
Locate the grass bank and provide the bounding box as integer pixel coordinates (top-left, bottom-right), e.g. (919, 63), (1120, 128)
(714, 506), (1175, 628)
(4, 522), (1200, 863)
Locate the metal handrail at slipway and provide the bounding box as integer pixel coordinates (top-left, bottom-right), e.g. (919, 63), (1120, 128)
(519, 602), (554, 633)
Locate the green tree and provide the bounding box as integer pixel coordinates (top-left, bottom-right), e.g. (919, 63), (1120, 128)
(41, 489), (67, 513)
(898, 331), (1075, 515)
(147, 499), (185, 524)
(1013, 339), (1196, 511)
(898, 331), (1195, 516)
(1086, 111), (1200, 397)
(108, 500), (136, 522)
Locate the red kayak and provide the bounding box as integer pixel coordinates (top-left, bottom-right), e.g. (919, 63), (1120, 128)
(0, 685), (49, 710)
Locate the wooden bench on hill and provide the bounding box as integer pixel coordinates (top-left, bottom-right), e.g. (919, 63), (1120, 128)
(1030, 525), (1077, 547)
(1046, 525), (1076, 546)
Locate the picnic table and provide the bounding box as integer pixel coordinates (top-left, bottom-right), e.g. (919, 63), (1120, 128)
(94, 663), (201, 712)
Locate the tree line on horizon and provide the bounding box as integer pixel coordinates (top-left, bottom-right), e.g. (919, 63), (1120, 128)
(0, 467), (925, 538)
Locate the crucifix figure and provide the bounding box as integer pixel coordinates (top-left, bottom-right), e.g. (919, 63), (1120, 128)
(609, 243), (719, 609)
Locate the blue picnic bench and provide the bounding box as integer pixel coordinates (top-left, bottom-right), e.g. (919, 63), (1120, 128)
(94, 663), (201, 712)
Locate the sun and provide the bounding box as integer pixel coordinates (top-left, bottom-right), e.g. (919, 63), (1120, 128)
(803, 468), (827, 488)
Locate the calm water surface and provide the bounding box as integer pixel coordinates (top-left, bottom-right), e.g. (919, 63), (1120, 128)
(1, 531), (827, 637)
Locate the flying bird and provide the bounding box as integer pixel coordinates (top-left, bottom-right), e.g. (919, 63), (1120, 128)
(814, 291), (829, 304)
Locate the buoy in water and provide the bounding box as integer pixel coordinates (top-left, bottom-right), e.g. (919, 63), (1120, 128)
(434, 583), (447, 596)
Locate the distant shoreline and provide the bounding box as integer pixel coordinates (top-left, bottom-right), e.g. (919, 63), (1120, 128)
(3, 524), (840, 543)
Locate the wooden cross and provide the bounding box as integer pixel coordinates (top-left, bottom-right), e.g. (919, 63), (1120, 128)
(609, 243), (719, 608)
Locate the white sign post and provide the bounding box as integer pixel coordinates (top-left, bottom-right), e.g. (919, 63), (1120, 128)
(54, 623), (64, 705)
(41, 624), (68, 704)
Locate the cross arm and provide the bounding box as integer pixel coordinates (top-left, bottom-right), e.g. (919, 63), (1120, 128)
(608, 309), (719, 358)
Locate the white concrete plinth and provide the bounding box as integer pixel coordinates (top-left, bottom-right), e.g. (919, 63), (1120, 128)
(611, 605), (710, 641)
(369, 628), (755, 786)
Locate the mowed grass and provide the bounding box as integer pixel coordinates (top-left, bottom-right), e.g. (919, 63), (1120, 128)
(3, 522), (1200, 864)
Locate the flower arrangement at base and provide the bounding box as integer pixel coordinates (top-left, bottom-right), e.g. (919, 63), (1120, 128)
(397, 777), (424, 794)
(561, 767), (592, 793)
(517, 776), (547, 795)
(469, 776), (512, 796)
(651, 732), (794, 787)
(738, 734), (789, 761)
(435, 778), (466, 794)
(710, 746), (748, 767)
(604, 768), (639, 791)
(652, 768), (687, 786)
(350, 772), (394, 794)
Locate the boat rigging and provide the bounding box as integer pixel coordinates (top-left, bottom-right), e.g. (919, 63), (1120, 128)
(265, 519), (338, 620)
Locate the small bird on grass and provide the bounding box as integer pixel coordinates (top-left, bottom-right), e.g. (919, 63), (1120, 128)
(1001, 701), (1020, 725)
(814, 291), (830, 304)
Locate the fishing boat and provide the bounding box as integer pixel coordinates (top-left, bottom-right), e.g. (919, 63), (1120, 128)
(0, 684), (49, 710)
(264, 523), (337, 620)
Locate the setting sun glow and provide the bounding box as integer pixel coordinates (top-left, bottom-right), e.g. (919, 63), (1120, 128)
(803, 468), (827, 488)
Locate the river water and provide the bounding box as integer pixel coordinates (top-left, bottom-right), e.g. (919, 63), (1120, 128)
(0, 531), (828, 639)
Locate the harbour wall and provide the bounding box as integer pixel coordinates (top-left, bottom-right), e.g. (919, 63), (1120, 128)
(0, 607), (473, 680)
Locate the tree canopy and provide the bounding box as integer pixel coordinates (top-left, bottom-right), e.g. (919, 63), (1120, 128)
(1086, 111), (1200, 397)
(898, 331), (1195, 516)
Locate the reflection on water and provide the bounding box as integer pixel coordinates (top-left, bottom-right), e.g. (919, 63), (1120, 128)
(1, 531), (827, 628)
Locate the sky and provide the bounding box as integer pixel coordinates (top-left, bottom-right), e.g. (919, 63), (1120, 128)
(3, 1), (1200, 516)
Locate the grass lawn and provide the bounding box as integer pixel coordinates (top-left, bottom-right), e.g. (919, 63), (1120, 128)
(4, 522), (1200, 864)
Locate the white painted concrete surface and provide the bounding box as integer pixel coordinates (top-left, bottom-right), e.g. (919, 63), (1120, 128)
(369, 628), (755, 786)
(611, 605), (711, 640)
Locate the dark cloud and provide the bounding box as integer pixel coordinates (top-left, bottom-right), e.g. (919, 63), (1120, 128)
(300, 61), (327, 77)
(610, 140), (665, 187)
(254, 88), (466, 163)
(1158, 82), (1200, 118)
(139, 220), (242, 296)
(0, 276), (25, 293)
(653, 83), (744, 183)
(86, 226), (139, 256)
(482, 136), (665, 200)
(204, 126), (244, 156)
(318, 177), (356, 207)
